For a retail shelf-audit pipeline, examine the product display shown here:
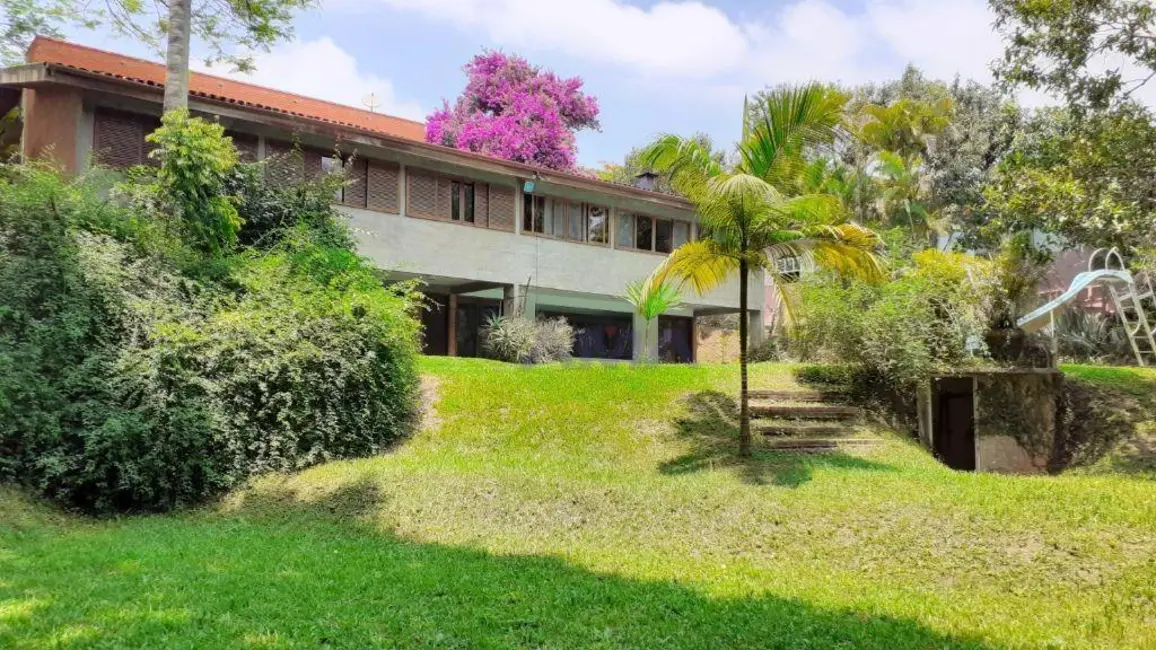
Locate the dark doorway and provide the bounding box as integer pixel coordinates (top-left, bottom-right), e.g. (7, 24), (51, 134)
(421, 293), (449, 356)
(933, 377), (976, 471)
(455, 297), (502, 358)
(658, 316), (693, 363)
(540, 310), (633, 360)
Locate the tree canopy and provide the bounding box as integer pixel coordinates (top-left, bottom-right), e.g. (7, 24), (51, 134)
(426, 51), (600, 171)
(0, 0), (313, 70)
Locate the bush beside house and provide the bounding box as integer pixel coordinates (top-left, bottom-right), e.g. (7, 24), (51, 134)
(0, 113), (421, 513)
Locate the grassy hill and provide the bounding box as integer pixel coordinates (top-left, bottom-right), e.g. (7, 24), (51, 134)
(2, 358), (1155, 649)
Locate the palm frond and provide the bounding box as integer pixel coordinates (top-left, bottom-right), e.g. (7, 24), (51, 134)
(624, 277), (684, 321)
(648, 239), (738, 297)
(739, 84), (845, 184)
(766, 223), (885, 284)
(638, 134), (722, 201)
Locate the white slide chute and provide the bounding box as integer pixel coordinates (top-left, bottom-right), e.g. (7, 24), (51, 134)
(1015, 248), (1156, 366)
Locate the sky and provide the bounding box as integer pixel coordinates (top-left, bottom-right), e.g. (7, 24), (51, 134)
(65, 0), (1018, 168)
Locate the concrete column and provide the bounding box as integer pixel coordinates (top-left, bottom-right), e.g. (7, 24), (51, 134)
(447, 294), (458, 357)
(748, 309), (766, 348)
(503, 284), (536, 320)
(691, 316), (699, 363)
(632, 313), (659, 362)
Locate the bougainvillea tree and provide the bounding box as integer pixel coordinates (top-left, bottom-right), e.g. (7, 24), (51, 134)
(426, 51), (600, 170)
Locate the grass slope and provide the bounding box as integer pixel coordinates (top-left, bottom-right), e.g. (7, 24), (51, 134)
(2, 358), (1155, 649)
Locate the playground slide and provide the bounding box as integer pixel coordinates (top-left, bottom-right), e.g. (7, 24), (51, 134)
(1016, 269), (1134, 333)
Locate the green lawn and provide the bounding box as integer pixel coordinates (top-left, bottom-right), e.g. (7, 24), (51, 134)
(2, 358), (1155, 649)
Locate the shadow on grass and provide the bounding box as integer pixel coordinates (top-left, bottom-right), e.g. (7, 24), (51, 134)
(0, 482), (1005, 650)
(658, 391), (895, 487)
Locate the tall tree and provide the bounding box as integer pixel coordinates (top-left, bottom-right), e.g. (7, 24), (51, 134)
(991, 0), (1156, 111)
(427, 51), (600, 171)
(0, 0), (314, 109)
(641, 85), (883, 457)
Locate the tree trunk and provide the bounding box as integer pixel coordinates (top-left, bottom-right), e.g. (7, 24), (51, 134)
(162, 0), (193, 112)
(738, 259), (752, 457)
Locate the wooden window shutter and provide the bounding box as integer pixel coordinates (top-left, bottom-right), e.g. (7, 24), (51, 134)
(408, 169), (439, 218)
(475, 183), (490, 227)
(342, 158), (368, 208)
(366, 160), (400, 213)
(93, 108), (148, 169)
(264, 139), (302, 185)
(487, 184), (516, 231)
(435, 176), (453, 219)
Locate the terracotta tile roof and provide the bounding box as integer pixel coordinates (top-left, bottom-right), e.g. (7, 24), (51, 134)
(27, 36), (426, 142)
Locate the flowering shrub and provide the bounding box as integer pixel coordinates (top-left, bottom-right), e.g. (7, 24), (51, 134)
(426, 51), (600, 170)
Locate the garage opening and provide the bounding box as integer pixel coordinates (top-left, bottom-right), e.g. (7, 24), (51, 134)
(932, 377), (976, 470)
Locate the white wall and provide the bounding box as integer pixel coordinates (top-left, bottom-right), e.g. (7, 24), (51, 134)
(344, 206), (763, 312)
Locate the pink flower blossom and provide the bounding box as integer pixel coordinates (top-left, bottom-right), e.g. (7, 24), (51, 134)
(425, 51), (600, 171)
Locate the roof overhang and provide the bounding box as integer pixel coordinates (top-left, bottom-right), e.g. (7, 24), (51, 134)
(0, 62), (694, 213)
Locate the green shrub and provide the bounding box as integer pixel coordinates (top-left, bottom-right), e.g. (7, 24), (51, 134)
(0, 115), (421, 513)
(792, 250), (995, 390)
(481, 315), (574, 364)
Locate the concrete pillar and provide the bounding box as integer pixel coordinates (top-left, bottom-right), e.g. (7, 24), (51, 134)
(748, 309), (766, 348)
(447, 293), (458, 357)
(632, 312), (659, 362)
(503, 284), (536, 320)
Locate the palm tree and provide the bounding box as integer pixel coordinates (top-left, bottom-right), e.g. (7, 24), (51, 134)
(641, 84), (884, 457)
(163, 0), (193, 112)
(624, 278), (683, 361)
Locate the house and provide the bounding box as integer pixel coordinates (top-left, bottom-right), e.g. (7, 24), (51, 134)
(0, 37), (766, 362)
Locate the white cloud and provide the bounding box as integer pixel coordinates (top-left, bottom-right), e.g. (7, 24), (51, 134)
(371, 0), (749, 78)
(193, 37), (424, 120)
(365, 0), (1005, 90)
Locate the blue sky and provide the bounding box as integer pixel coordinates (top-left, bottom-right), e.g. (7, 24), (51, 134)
(68, 0), (1010, 168)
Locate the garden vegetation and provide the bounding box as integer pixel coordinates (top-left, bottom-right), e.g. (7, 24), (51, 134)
(0, 111), (421, 513)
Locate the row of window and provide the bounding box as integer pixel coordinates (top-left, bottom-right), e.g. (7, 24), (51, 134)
(92, 107), (695, 250)
(522, 195), (610, 244)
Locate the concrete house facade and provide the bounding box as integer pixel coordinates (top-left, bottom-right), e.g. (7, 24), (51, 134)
(0, 38), (765, 362)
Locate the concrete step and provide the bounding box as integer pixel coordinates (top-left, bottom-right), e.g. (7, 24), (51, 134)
(750, 403), (861, 420)
(746, 389), (846, 403)
(765, 438), (881, 451)
(755, 420), (859, 437)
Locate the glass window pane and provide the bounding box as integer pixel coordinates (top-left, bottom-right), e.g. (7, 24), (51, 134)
(568, 202), (584, 240)
(451, 181), (461, 220)
(672, 221), (689, 248)
(523, 193), (534, 232)
(635, 215), (653, 250)
(616, 212), (633, 248)
(655, 219), (673, 253)
(588, 205), (608, 243)
(464, 183), (475, 223)
(534, 196), (545, 233)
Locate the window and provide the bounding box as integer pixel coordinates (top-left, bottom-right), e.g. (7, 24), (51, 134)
(588, 206), (609, 244)
(619, 213), (689, 252)
(776, 254), (803, 282)
(672, 221), (690, 249)
(522, 194), (610, 243)
(655, 218), (673, 254)
(635, 215), (653, 250)
(450, 181), (476, 222)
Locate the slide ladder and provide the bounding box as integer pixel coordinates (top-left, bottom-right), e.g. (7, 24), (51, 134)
(1090, 248), (1156, 366)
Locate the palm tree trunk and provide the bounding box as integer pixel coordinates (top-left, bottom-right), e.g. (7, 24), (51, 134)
(738, 259), (752, 457)
(162, 0), (193, 112)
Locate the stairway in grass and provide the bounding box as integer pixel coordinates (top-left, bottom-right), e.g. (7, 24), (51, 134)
(748, 388), (881, 452)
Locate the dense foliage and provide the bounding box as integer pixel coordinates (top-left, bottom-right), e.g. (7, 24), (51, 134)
(427, 51), (600, 170)
(0, 117), (420, 513)
(0, 0), (312, 69)
(791, 250), (995, 390)
(480, 315), (573, 364)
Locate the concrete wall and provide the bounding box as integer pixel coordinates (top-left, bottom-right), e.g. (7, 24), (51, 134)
(344, 206), (764, 312)
(22, 86), (84, 172)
